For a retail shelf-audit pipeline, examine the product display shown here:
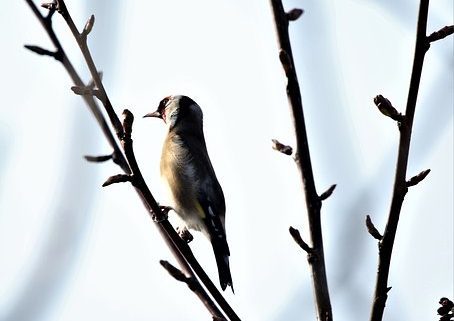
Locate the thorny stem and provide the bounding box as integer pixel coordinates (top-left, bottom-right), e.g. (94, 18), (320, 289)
(270, 0), (333, 320)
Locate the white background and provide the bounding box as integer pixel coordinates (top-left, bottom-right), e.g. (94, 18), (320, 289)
(0, 1), (452, 320)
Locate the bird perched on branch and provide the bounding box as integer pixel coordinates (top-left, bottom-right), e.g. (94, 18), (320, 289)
(144, 95), (233, 291)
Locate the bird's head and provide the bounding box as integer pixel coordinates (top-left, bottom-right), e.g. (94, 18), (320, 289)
(144, 95), (203, 131)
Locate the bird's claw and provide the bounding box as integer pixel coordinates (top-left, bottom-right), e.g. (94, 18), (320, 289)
(176, 226), (194, 243)
(151, 205), (173, 222)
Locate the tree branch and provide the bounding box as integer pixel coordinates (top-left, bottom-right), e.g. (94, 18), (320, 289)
(160, 260), (226, 321)
(365, 215), (383, 241)
(369, 1), (439, 320)
(24, 0), (130, 174)
(270, 1), (333, 320)
(25, 1), (239, 320)
(427, 25), (454, 43)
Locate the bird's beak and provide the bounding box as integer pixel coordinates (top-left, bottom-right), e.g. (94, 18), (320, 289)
(143, 110), (161, 119)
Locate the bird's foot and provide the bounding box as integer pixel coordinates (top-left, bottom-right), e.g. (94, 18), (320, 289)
(176, 226), (193, 243)
(151, 205), (173, 222)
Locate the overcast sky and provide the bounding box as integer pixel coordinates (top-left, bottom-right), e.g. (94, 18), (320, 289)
(0, 1), (452, 321)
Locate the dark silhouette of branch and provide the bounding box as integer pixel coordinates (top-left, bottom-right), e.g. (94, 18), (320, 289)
(160, 260), (226, 321)
(25, 1), (240, 320)
(24, 0), (130, 174)
(368, 1), (453, 320)
(427, 25), (454, 43)
(270, 0), (333, 320)
(289, 227), (313, 254)
(365, 215), (383, 241)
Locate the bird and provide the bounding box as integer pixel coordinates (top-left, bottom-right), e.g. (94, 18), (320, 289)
(144, 95), (233, 291)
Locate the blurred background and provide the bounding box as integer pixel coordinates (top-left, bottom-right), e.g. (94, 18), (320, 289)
(0, 1), (452, 320)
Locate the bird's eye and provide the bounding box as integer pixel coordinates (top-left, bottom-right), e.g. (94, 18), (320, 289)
(158, 98), (168, 113)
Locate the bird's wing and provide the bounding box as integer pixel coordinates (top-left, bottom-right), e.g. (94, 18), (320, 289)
(179, 132), (232, 290)
(178, 132), (226, 221)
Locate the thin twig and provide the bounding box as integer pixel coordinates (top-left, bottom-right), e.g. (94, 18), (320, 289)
(270, 1), (333, 320)
(24, 0), (130, 174)
(365, 215), (383, 241)
(25, 1), (239, 320)
(369, 1), (436, 320)
(289, 226), (313, 254)
(160, 260), (226, 321)
(427, 25), (454, 43)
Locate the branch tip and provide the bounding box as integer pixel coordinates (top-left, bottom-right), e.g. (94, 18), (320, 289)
(102, 174), (132, 187)
(24, 45), (57, 58)
(319, 184), (336, 201)
(366, 215), (383, 240)
(160, 260), (188, 283)
(289, 226), (313, 253)
(427, 25), (454, 43)
(70, 86), (102, 101)
(271, 139), (293, 155)
(286, 8), (304, 21)
(84, 154), (113, 163)
(406, 169), (431, 187)
(82, 14), (95, 37)
(373, 95), (403, 122)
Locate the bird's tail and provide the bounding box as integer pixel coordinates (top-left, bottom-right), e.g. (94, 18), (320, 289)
(212, 238), (233, 292)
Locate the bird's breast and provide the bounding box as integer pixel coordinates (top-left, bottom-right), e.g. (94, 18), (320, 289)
(160, 133), (203, 220)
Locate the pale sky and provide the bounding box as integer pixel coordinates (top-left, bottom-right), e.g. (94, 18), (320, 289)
(0, 1), (452, 321)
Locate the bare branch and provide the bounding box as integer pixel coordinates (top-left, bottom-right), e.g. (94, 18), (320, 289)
(365, 215), (383, 241)
(26, 1), (239, 320)
(23, 45), (58, 59)
(319, 184), (336, 201)
(160, 260), (189, 283)
(24, 0), (130, 174)
(369, 1), (433, 320)
(81, 14), (95, 38)
(271, 139), (293, 155)
(270, 0), (332, 319)
(53, 0), (124, 138)
(289, 226), (313, 253)
(70, 85), (102, 100)
(84, 154), (112, 163)
(160, 260), (227, 321)
(102, 174), (132, 187)
(427, 25), (454, 43)
(406, 169), (431, 187)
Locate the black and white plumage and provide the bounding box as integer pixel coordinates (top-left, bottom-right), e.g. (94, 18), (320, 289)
(144, 95), (233, 291)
